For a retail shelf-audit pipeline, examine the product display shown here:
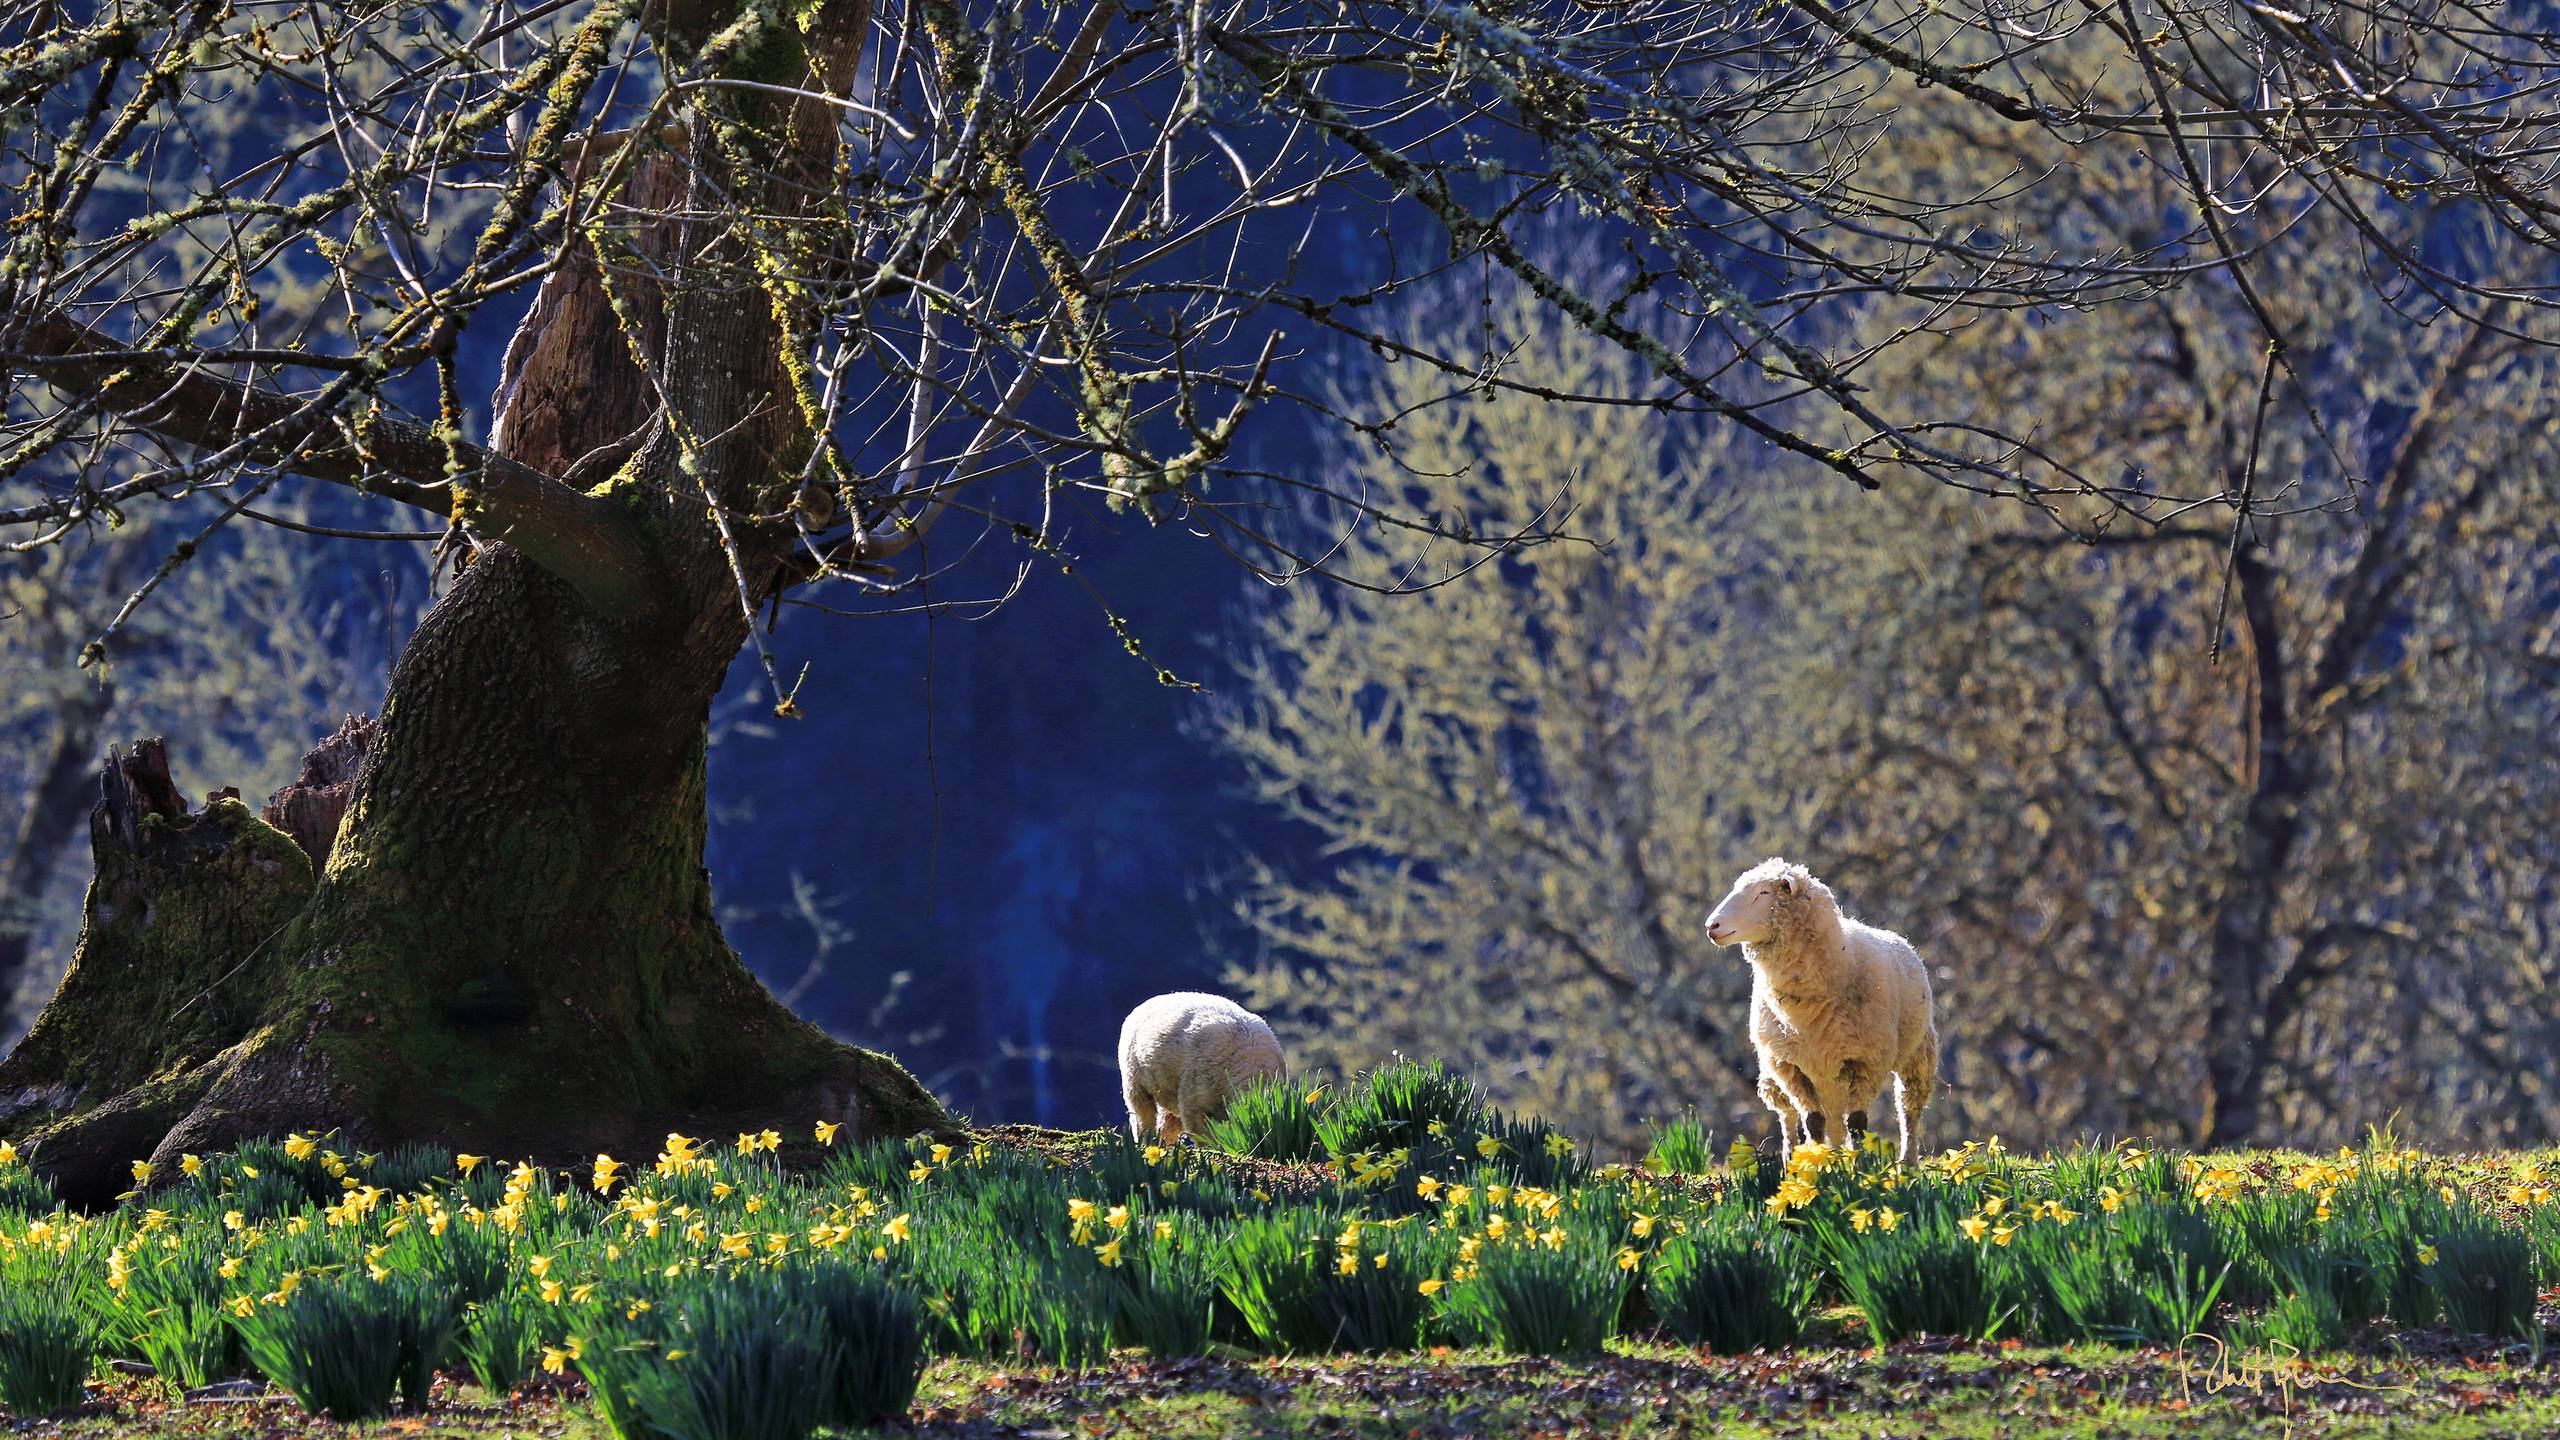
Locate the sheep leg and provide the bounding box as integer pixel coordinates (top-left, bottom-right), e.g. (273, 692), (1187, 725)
(1844, 1109), (1870, 1150)
(1175, 1070), (1229, 1149)
(1893, 1070), (1936, 1164)
(1125, 1081), (1161, 1142)
(1893, 1031), (1940, 1163)
(1755, 1075), (1802, 1152)
(1774, 1062), (1827, 1150)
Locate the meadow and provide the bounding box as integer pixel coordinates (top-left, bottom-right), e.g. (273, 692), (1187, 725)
(1, 1062), (2556, 1438)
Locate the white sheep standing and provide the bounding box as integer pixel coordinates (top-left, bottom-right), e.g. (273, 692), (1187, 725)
(1117, 992), (1286, 1144)
(1704, 857), (1940, 1161)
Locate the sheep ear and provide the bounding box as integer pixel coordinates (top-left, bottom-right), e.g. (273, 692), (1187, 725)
(1774, 874), (1797, 896)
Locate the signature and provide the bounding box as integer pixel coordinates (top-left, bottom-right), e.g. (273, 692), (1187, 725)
(2171, 1333), (2417, 1424)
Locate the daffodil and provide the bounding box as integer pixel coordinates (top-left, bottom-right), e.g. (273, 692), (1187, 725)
(0, 1140), (17, 1166)
(1767, 1177), (1818, 1214)
(883, 1213), (911, 1243)
(2417, 1243), (2440, 1266)
(1958, 1214), (1990, 1242)
(1418, 1277), (1444, 1296)
(179, 1154), (203, 1178)
(283, 1134), (317, 1161)
(1616, 1247), (1641, 1271)
(930, 1143), (954, 1165)
(1415, 1175), (1443, 1201)
(1143, 1145), (1168, 1166)
(1095, 1237), (1124, 1267)
(129, 1159), (154, 1186)
(457, 1154), (485, 1175)
(1475, 1135), (1502, 1159)
(815, 1121), (842, 1145)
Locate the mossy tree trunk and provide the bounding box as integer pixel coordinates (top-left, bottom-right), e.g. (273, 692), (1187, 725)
(0, 8), (946, 1204)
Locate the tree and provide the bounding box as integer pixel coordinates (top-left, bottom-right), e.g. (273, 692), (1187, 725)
(1, 515), (417, 1028)
(6, 0), (2560, 1194)
(1762, 247), (2560, 1149)
(1220, 63), (2560, 1153)
(1212, 260), (1781, 1154)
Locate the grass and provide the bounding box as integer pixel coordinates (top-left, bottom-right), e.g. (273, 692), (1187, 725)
(26, 1342), (2560, 1439)
(0, 1084), (2554, 1438)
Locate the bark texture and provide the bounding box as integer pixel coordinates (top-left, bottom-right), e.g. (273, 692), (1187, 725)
(0, 125), (946, 1204)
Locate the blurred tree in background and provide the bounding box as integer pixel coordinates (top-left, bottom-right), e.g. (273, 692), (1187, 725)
(1, 524), (420, 1028)
(10, 0), (2560, 1182)
(1222, 77), (2560, 1150)
(1213, 255), (1784, 1155)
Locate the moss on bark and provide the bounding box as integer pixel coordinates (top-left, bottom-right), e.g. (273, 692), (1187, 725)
(0, 588), (943, 1206)
(0, 64), (949, 1204)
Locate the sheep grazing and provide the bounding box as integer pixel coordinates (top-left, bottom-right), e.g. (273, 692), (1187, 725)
(1705, 858), (1940, 1162)
(1117, 992), (1286, 1144)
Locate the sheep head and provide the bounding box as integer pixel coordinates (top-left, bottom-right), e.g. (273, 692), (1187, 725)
(1704, 857), (1822, 948)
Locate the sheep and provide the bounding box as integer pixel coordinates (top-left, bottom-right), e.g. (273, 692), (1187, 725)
(1704, 858), (1940, 1162)
(1117, 992), (1286, 1144)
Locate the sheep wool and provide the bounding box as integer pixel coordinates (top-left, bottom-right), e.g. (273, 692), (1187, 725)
(1705, 858), (1941, 1162)
(1117, 992), (1286, 1143)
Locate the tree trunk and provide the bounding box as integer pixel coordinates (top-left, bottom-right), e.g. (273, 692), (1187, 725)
(0, 143), (945, 1206)
(2199, 545), (2305, 1149)
(0, 670), (113, 1021)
